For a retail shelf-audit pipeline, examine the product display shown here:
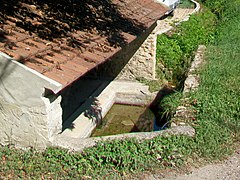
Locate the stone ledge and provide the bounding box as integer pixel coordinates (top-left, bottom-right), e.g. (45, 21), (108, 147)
(53, 125), (195, 151)
(184, 45), (206, 93)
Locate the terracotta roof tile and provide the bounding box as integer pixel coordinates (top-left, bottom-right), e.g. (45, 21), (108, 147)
(0, 0), (169, 89)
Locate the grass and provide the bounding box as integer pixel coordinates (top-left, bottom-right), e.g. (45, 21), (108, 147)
(0, 0), (240, 179)
(0, 137), (194, 179)
(179, 0), (195, 9)
(161, 0), (240, 158)
(155, 8), (216, 87)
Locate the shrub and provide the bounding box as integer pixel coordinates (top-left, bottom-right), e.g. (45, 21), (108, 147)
(156, 34), (183, 68)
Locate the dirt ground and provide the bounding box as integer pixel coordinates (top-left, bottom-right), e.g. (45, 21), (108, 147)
(140, 148), (240, 180)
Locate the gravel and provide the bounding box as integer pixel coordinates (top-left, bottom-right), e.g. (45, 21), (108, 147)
(142, 149), (240, 180)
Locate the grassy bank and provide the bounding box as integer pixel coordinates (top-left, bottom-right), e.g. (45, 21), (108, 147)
(156, 8), (216, 87)
(161, 0), (240, 159)
(1, 1), (240, 179)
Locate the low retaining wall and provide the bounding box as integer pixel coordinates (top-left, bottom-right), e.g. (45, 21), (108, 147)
(54, 125), (195, 151)
(172, 45), (206, 126)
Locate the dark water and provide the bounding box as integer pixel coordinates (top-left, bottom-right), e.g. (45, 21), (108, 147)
(91, 104), (155, 137)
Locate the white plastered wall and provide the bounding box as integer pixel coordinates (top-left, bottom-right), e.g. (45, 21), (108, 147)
(0, 52), (63, 149)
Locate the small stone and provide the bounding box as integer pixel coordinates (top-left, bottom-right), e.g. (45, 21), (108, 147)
(46, 42), (52, 46)
(121, 120), (134, 126)
(179, 122), (186, 126)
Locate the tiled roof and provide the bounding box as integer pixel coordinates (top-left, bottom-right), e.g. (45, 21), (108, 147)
(0, 0), (168, 88)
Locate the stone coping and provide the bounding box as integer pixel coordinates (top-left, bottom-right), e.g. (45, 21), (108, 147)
(54, 125), (195, 151)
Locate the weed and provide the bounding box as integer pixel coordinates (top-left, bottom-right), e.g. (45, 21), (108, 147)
(179, 0), (195, 9)
(155, 8), (216, 87)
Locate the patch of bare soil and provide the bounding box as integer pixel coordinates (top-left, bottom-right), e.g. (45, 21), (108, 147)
(156, 148), (240, 180)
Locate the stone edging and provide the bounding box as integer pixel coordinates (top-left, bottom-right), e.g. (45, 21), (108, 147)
(192, 0), (201, 13)
(172, 45), (206, 127)
(184, 45), (206, 93)
(53, 126), (195, 151)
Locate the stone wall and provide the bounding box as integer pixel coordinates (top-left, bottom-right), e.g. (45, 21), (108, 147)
(0, 53), (62, 149)
(87, 22), (157, 80)
(117, 26), (157, 80)
(59, 78), (106, 127)
(90, 17), (166, 81)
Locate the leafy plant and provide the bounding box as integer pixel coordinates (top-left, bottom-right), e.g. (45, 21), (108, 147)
(156, 8), (216, 87)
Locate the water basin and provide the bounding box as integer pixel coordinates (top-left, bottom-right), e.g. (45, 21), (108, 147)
(91, 104), (155, 137)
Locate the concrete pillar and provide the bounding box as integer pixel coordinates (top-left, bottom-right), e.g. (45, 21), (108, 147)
(0, 52), (62, 149)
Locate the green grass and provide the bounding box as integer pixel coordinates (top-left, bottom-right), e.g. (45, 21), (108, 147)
(0, 0), (240, 179)
(179, 0), (195, 9)
(155, 8), (216, 87)
(161, 0), (240, 157)
(0, 137), (194, 179)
